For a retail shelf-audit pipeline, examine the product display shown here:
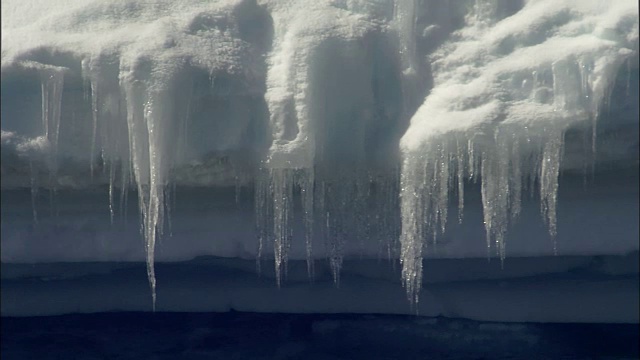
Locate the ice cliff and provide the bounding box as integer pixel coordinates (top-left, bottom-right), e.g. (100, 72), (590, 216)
(1, 0), (638, 314)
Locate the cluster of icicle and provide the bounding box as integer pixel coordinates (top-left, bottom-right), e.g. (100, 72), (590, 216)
(254, 0), (398, 288)
(395, 0), (636, 307)
(255, 166), (402, 287)
(75, 58), (191, 310)
(21, 64), (65, 224)
(22, 0), (636, 311)
(256, 0), (636, 309)
(399, 129), (565, 305)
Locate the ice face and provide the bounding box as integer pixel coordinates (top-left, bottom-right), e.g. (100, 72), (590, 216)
(1, 0), (637, 308)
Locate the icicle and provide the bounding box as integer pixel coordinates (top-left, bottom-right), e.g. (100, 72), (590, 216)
(255, 167), (306, 286)
(399, 154), (425, 306)
(591, 107), (597, 169)
(354, 173), (369, 255)
(82, 61), (91, 103)
(478, 130), (524, 263)
(480, 150), (495, 257)
(436, 142), (449, 237)
(85, 59), (132, 228)
(271, 169), (294, 287)
(125, 147), (133, 227)
(533, 150), (541, 198)
(108, 160), (115, 225)
(509, 138), (522, 222)
(399, 139), (457, 305)
(315, 179), (326, 261)
(467, 138), (477, 182)
(539, 130), (564, 255)
(120, 161), (130, 225)
(29, 161), (39, 226)
(456, 138), (465, 224)
(261, 5), (323, 285)
(122, 72), (177, 311)
(255, 168), (268, 275)
(374, 172), (396, 261)
(40, 67), (64, 185)
(581, 126), (589, 190)
(37, 67), (64, 222)
(164, 185), (173, 239)
(326, 207), (343, 287)
(297, 169), (315, 279)
(388, 169), (402, 262)
(90, 79), (99, 179)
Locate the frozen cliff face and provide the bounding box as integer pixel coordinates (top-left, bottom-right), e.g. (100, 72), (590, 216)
(1, 0), (638, 310)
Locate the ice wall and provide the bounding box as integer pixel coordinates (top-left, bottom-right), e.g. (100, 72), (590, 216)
(1, 0), (638, 308)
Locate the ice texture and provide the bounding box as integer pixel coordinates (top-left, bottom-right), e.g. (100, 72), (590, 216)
(1, 0), (638, 309)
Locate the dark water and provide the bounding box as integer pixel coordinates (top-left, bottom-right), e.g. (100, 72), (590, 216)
(1, 312), (638, 359)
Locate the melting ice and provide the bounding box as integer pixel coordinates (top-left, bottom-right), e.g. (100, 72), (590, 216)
(1, 0), (637, 308)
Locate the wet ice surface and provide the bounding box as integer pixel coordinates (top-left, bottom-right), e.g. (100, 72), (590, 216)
(2, 312), (638, 360)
